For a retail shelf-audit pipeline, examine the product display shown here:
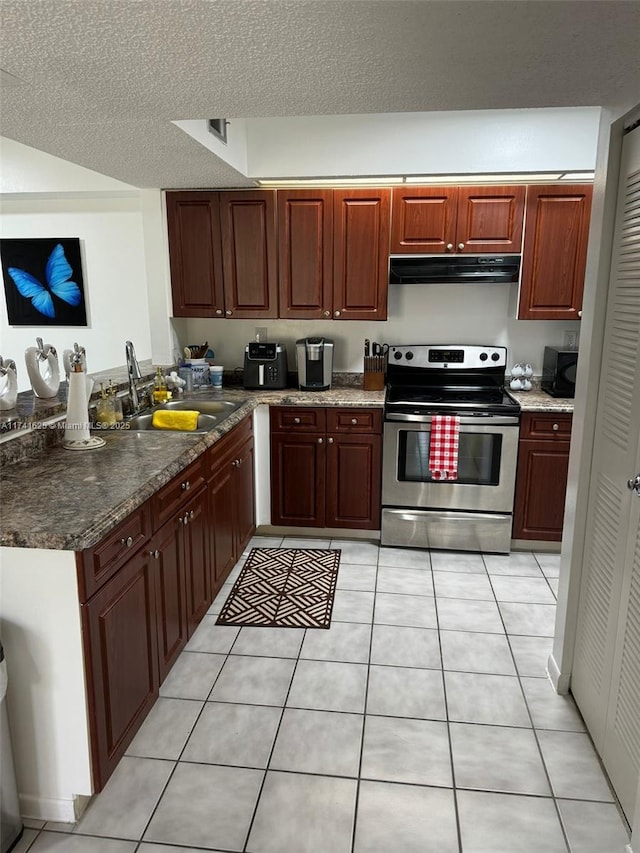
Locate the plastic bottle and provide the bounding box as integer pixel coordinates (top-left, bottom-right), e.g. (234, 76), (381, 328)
(153, 367), (169, 403)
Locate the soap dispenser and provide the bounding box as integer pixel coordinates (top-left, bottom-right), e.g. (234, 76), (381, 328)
(153, 367), (169, 403)
(95, 383), (116, 428)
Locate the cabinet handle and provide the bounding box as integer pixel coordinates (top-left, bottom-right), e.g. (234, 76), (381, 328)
(351, 418), (358, 424)
(328, 436), (334, 443)
(215, 309), (223, 316)
(294, 417), (301, 424)
(189, 510), (195, 520)
(446, 243), (454, 251)
(458, 242), (465, 250)
(552, 423), (559, 431)
(318, 437), (323, 444)
(235, 458), (241, 467)
(121, 536), (134, 547)
(334, 310), (341, 318)
(149, 549), (160, 559)
(232, 459), (239, 467)
(225, 309), (233, 316)
(181, 480), (190, 491)
(323, 310), (331, 317)
(178, 514), (187, 525)
(578, 310), (583, 318)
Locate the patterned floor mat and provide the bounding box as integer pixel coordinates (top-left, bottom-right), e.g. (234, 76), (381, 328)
(216, 547), (341, 628)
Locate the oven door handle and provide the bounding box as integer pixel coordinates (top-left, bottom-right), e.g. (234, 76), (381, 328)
(384, 413), (520, 427)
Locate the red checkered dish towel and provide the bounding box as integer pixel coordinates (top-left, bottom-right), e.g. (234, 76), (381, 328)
(428, 414), (460, 481)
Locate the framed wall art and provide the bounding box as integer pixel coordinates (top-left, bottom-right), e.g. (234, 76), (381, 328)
(1, 237), (88, 326)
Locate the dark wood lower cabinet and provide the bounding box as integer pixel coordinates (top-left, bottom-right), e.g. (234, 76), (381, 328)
(512, 412), (572, 541)
(80, 416), (255, 792)
(81, 547), (159, 791)
(270, 407), (382, 529)
(208, 416), (256, 589)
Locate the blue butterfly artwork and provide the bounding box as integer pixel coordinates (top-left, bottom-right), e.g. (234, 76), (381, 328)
(1, 238), (87, 326)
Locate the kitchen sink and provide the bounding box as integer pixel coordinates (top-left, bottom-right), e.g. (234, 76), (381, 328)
(125, 398), (243, 433)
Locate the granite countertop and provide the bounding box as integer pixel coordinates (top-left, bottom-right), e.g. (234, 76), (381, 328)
(509, 388), (575, 413)
(0, 386), (385, 551)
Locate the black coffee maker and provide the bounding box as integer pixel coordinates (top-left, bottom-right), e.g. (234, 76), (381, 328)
(295, 337), (334, 391)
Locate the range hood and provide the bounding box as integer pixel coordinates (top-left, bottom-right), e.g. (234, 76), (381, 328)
(389, 254), (521, 284)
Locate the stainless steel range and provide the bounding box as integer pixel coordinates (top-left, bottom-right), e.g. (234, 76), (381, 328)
(381, 344), (521, 554)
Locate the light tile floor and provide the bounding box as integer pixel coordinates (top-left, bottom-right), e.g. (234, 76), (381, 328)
(17, 538), (632, 853)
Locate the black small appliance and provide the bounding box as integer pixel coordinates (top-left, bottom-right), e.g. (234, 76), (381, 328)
(243, 342), (288, 390)
(541, 347), (578, 398)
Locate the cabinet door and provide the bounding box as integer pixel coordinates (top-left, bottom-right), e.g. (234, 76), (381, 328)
(82, 548), (159, 791)
(278, 189), (333, 319)
(152, 517), (188, 682)
(234, 437), (256, 555)
(333, 188), (390, 320)
(390, 186), (457, 253)
(512, 439), (570, 540)
(166, 192), (224, 318)
(326, 433), (382, 529)
(219, 190), (278, 318)
(270, 432), (326, 526)
(518, 184), (593, 320)
(456, 185), (525, 253)
(209, 456), (237, 591)
(181, 488), (212, 637)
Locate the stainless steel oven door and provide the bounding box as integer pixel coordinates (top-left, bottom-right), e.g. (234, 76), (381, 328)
(382, 415), (520, 514)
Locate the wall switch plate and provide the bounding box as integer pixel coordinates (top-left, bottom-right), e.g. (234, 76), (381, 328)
(564, 330), (578, 350)
(255, 327), (268, 343)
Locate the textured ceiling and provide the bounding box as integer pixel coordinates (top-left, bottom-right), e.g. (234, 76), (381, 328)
(1, 0), (639, 189)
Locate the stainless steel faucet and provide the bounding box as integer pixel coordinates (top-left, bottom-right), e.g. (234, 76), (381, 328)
(125, 340), (142, 412)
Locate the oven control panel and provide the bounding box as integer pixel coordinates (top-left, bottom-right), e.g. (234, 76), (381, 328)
(388, 345), (507, 369)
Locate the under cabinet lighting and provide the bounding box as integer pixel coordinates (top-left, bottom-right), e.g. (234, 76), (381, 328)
(257, 171), (593, 187)
(258, 176), (404, 187)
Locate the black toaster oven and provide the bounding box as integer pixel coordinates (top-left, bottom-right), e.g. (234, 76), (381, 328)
(541, 346), (578, 398)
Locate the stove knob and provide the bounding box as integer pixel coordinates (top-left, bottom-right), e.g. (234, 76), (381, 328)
(479, 352), (488, 361)
(405, 351), (414, 360)
(491, 352), (500, 362)
(393, 351), (403, 360)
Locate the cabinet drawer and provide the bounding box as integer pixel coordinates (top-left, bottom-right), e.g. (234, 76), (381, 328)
(520, 412), (573, 440)
(78, 503), (152, 602)
(153, 459), (206, 527)
(270, 406), (326, 432)
(327, 408), (382, 434)
(207, 415), (253, 477)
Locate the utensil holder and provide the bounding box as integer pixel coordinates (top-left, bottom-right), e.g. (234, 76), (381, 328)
(363, 356), (386, 390)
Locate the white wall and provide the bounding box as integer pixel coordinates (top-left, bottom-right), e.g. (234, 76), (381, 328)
(175, 286), (580, 378)
(0, 548), (92, 822)
(244, 108), (600, 178)
(1, 141), (153, 391)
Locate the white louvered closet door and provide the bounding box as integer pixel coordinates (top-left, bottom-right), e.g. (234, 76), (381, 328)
(571, 124), (640, 822)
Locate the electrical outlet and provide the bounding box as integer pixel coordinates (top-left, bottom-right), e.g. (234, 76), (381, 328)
(255, 327), (268, 343)
(564, 330), (578, 350)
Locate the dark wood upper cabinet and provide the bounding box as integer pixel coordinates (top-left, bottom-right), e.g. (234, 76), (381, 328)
(456, 185), (525, 253)
(278, 189), (334, 319)
(390, 186), (457, 253)
(219, 190), (278, 318)
(518, 184), (593, 320)
(333, 188), (391, 320)
(390, 185), (525, 254)
(166, 192), (224, 317)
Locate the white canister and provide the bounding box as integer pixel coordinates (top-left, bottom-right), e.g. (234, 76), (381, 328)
(210, 365), (224, 388)
(187, 359), (209, 387)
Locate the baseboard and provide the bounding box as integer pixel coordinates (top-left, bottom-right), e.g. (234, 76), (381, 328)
(19, 793), (81, 823)
(547, 652), (571, 694)
(511, 538), (561, 553)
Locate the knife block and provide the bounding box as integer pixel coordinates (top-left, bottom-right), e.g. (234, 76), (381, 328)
(363, 356), (386, 390)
